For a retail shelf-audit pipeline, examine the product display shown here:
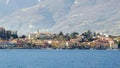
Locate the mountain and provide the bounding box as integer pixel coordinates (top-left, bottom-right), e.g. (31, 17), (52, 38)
(51, 0), (120, 35)
(0, 0), (38, 17)
(0, 0), (74, 35)
(0, 0), (120, 35)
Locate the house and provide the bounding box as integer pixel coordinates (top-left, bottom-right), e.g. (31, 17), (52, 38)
(28, 32), (52, 40)
(0, 41), (16, 49)
(108, 40), (118, 49)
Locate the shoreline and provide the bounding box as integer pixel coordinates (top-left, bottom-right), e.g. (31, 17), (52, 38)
(0, 47), (119, 50)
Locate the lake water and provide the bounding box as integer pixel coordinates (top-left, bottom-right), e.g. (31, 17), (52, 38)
(0, 49), (120, 68)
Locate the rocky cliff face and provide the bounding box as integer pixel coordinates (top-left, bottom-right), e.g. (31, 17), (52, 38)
(0, 0), (120, 35)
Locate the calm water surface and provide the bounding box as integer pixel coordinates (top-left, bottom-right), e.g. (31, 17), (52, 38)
(0, 49), (120, 68)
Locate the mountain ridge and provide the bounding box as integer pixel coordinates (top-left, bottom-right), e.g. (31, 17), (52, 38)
(0, 0), (120, 35)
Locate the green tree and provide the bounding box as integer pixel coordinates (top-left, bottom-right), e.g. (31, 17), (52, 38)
(70, 32), (79, 39)
(20, 35), (26, 38)
(81, 30), (94, 42)
(59, 31), (64, 36)
(57, 31), (65, 41)
(93, 32), (97, 36)
(86, 30), (92, 38)
(64, 33), (70, 41)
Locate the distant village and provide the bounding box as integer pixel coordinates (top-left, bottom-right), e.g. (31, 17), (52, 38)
(0, 27), (120, 50)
